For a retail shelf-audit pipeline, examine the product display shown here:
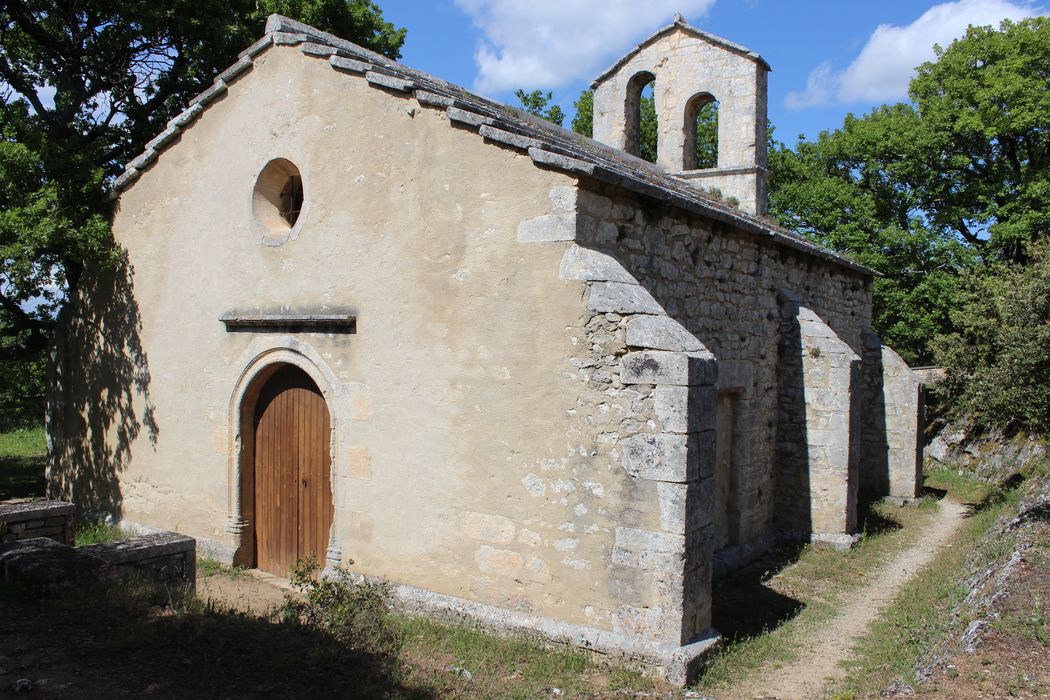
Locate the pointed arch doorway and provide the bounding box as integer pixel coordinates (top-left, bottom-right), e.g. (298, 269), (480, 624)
(247, 364), (333, 577)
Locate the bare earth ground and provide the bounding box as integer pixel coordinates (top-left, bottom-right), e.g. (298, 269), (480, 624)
(196, 568), (292, 615)
(722, 499), (969, 700)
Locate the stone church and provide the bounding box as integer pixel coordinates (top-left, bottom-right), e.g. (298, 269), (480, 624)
(48, 15), (924, 683)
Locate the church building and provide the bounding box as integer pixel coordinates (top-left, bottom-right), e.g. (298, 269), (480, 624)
(49, 15), (924, 684)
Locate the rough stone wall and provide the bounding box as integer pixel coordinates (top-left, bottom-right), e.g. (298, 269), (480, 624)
(861, 329), (924, 500)
(591, 24), (769, 214)
(574, 181), (872, 557)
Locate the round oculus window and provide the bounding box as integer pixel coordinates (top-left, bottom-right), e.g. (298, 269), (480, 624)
(253, 158), (305, 245)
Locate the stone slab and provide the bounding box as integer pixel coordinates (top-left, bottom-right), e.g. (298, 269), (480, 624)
(558, 244), (636, 283)
(587, 282), (662, 314)
(626, 315), (705, 352)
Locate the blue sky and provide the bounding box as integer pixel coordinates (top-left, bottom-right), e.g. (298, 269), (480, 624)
(376, 0), (1042, 144)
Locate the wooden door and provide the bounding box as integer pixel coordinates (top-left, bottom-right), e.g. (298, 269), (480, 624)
(253, 365), (333, 577)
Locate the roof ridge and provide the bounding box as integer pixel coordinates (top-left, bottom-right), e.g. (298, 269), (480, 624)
(112, 15), (873, 277)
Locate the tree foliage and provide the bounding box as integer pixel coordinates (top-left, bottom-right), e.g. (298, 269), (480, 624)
(908, 17), (1049, 261)
(0, 0), (404, 417)
(771, 17), (1048, 364)
(513, 89), (564, 126)
(769, 105), (975, 364)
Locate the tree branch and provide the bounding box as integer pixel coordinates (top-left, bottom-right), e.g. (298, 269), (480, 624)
(3, 0), (66, 53)
(0, 51), (49, 116)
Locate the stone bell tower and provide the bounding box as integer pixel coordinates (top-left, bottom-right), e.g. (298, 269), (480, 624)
(590, 14), (770, 215)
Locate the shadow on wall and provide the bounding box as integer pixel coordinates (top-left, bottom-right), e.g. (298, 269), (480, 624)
(773, 301), (811, 537)
(861, 336), (889, 499)
(46, 254), (157, 520)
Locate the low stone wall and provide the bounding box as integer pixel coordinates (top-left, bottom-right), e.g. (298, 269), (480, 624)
(0, 501), (74, 546)
(0, 532), (195, 588)
(81, 532), (196, 584)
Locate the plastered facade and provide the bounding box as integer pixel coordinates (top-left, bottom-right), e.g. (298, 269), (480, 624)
(48, 16), (924, 685)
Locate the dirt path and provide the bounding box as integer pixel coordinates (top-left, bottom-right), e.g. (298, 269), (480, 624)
(726, 498), (969, 700)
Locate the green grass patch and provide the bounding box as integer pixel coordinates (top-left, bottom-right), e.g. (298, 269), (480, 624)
(0, 425), (46, 500)
(924, 465), (994, 504)
(696, 498), (941, 692)
(396, 615), (656, 698)
(197, 556), (250, 578)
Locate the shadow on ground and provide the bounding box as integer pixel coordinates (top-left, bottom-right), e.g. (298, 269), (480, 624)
(0, 579), (432, 699)
(0, 454), (46, 501)
(712, 542), (807, 640)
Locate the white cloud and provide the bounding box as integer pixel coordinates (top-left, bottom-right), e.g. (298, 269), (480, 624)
(453, 0), (717, 94)
(786, 0), (1041, 109)
(784, 62), (834, 110)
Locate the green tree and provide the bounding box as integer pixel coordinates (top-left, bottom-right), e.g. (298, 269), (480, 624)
(692, 101), (718, 169)
(0, 0), (404, 415)
(908, 17), (1050, 261)
(771, 18), (1049, 362)
(571, 89), (593, 136)
(769, 105), (974, 364)
(933, 241), (1050, 433)
(513, 89), (565, 126)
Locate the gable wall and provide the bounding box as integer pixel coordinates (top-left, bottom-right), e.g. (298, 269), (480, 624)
(48, 46), (673, 633)
(592, 28), (767, 177)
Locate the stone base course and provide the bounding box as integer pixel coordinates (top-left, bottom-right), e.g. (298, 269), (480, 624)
(386, 578), (720, 686)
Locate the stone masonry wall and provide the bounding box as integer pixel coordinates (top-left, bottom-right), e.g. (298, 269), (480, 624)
(0, 501), (74, 546)
(778, 292), (862, 543)
(517, 186), (719, 648)
(574, 181), (872, 557)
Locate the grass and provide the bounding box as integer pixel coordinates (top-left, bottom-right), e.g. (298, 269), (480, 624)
(74, 519), (128, 545)
(197, 555), (250, 578)
(924, 465), (995, 504)
(695, 497), (942, 692)
(0, 425), (46, 500)
(1, 556), (660, 699)
(395, 615), (657, 698)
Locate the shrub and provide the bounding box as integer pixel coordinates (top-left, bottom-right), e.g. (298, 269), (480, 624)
(278, 556), (401, 657)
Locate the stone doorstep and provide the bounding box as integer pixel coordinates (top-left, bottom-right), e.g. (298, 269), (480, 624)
(810, 531), (862, 551)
